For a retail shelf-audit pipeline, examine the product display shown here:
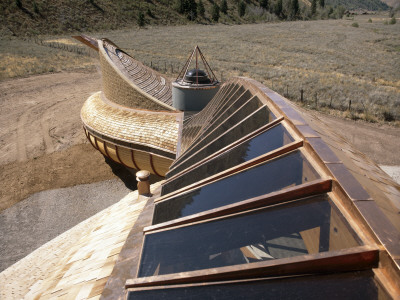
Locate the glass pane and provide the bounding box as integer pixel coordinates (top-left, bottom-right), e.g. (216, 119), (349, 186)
(155, 150), (318, 224)
(162, 124), (294, 195)
(139, 195), (360, 277)
(129, 271), (388, 300)
(167, 106), (274, 178)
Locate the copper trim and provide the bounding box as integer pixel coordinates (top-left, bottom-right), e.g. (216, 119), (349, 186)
(150, 154), (162, 177)
(145, 179), (332, 233)
(131, 150), (140, 170)
(126, 245), (379, 288)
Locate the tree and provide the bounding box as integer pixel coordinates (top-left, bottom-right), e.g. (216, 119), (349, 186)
(274, 0), (282, 18)
(238, 1), (246, 17)
(198, 0), (205, 17)
(33, 1), (39, 13)
(311, 0), (317, 15)
(138, 11), (145, 27)
(319, 0), (325, 8)
(221, 0), (228, 14)
(175, 0), (185, 14)
(147, 8), (154, 18)
(290, 0), (299, 18)
(186, 0), (197, 20)
(260, 0), (268, 10)
(212, 3), (220, 21)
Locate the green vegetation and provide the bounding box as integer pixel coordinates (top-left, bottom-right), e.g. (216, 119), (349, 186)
(212, 3), (220, 22)
(0, 0), (391, 37)
(138, 11), (145, 27)
(352, 22), (359, 27)
(238, 1), (246, 17)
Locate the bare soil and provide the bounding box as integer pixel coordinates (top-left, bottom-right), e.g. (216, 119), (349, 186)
(0, 71), (121, 212)
(0, 71), (399, 212)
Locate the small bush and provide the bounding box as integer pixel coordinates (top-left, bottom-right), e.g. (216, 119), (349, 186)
(212, 3), (220, 21)
(389, 17), (396, 24)
(368, 18), (372, 23)
(147, 8), (154, 18)
(351, 22), (359, 28)
(238, 1), (246, 17)
(138, 11), (145, 27)
(383, 111), (395, 122)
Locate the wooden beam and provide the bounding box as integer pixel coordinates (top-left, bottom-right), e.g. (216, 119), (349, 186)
(145, 179), (332, 233)
(126, 245), (379, 288)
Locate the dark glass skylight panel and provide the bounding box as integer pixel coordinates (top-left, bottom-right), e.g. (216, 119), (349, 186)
(155, 150), (318, 224)
(139, 195), (361, 277)
(167, 106), (275, 178)
(176, 95), (265, 164)
(180, 83), (240, 151)
(162, 124), (294, 195)
(128, 271), (386, 300)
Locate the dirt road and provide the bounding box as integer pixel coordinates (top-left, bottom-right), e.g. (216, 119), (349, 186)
(0, 71), (123, 211)
(0, 71), (399, 212)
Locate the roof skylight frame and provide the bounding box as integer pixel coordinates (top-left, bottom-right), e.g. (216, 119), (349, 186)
(158, 146), (326, 204)
(126, 270), (389, 298)
(164, 118), (286, 186)
(129, 232), (376, 290)
(168, 105), (277, 178)
(145, 179), (332, 233)
(173, 94), (268, 169)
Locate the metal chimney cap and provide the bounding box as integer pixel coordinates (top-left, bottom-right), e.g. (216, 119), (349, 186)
(184, 69), (211, 84)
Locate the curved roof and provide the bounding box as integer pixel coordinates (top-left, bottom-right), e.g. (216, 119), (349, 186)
(100, 39), (174, 110)
(81, 91), (181, 156)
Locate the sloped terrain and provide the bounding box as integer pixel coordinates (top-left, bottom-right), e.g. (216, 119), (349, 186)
(0, 0), (390, 36)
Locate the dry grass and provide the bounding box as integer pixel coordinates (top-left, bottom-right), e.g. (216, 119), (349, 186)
(0, 14), (399, 123)
(0, 38), (97, 80)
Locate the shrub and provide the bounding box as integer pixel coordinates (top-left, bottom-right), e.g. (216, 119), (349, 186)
(351, 22), (359, 28)
(16, 0), (22, 8)
(138, 11), (145, 27)
(221, 0), (228, 14)
(238, 1), (246, 17)
(147, 8), (154, 18)
(197, 0), (205, 17)
(212, 3), (220, 21)
(389, 17), (396, 24)
(33, 1), (39, 13)
(383, 111), (395, 122)
(368, 18), (372, 23)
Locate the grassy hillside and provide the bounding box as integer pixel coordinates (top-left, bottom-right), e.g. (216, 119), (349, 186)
(326, 0), (389, 10)
(1, 0), (390, 36)
(1, 15), (398, 124)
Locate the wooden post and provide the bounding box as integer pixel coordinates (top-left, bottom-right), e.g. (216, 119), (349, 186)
(300, 89), (304, 103)
(348, 100), (352, 111)
(136, 170), (151, 196)
(286, 85), (288, 97)
(330, 96), (333, 108)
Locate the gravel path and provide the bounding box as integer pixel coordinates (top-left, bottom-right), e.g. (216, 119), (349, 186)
(0, 179), (132, 272)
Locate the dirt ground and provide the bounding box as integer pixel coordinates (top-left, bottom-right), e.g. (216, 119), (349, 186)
(0, 71), (399, 212)
(0, 71), (119, 212)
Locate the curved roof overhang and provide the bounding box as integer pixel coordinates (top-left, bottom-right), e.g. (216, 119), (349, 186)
(81, 91), (182, 159)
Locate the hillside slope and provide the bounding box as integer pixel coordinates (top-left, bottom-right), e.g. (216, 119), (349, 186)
(326, 0), (389, 10)
(0, 0), (390, 36)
